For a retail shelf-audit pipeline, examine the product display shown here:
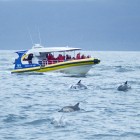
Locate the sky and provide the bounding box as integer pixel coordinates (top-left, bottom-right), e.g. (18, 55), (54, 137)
(0, 0), (140, 51)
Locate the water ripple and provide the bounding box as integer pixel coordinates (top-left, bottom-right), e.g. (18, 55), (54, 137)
(0, 51), (140, 140)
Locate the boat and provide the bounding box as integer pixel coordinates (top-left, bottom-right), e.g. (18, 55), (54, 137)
(11, 44), (100, 75)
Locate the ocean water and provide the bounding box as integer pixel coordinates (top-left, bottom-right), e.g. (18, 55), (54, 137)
(0, 50), (140, 140)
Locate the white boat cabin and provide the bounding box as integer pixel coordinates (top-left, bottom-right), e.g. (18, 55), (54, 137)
(22, 44), (91, 66)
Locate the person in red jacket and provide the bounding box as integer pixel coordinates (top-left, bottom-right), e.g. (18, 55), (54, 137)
(76, 53), (80, 59)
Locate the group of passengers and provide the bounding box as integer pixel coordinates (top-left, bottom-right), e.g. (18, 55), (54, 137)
(43, 54), (71, 65)
(24, 53), (91, 65)
(42, 53), (91, 65)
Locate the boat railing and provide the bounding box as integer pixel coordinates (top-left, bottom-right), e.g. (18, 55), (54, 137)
(38, 59), (66, 66)
(38, 55), (91, 66)
(38, 58), (76, 66)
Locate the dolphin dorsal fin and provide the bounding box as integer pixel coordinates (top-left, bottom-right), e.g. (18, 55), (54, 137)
(77, 80), (81, 84)
(74, 103), (79, 107)
(125, 81), (127, 85)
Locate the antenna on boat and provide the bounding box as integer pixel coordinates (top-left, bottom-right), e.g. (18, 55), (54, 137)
(27, 27), (34, 45)
(37, 27), (42, 45)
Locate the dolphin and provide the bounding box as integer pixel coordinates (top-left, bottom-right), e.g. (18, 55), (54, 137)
(70, 80), (87, 90)
(117, 81), (131, 91)
(58, 103), (80, 112)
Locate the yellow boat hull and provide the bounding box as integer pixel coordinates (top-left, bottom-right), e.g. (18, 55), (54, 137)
(11, 58), (100, 75)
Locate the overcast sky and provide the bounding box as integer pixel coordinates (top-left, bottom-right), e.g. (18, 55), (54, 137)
(0, 0), (140, 51)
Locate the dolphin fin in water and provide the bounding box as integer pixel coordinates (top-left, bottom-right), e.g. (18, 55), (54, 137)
(117, 81), (131, 91)
(74, 103), (79, 108)
(124, 81), (127, 85)
(58, 103), (80, 112)
(70, 80), (87, 90)
(73, 103), (80, 111)
(77, 80), (81, 84)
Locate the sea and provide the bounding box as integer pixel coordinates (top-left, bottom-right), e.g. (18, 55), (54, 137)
(0, 50), (140, 140)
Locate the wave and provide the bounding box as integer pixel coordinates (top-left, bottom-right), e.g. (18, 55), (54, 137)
(0, 58), (9, 61)
(115, 65), (135, 72)
(87, 72), (102, 77)
(12, 72), (45, 75)
(50, 115), (68, 128)
(121, 132), (140, 137)
(96, 65), (113, 71)
(96, 65), (136, 73)
(21, 105), (33, 110)
(114, 65), (140, 72)
(25, 118), (48, 125)
(3, 114), (26, 123)
(63, 74), (87, 78)
(94, 85), (115, 90)
(128, 80), (140, 85)
(6, 67), (13, 71)
(0, 51), (140, 140)
(89, 132), (140, 138)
